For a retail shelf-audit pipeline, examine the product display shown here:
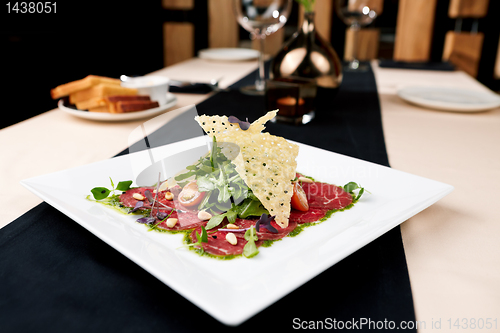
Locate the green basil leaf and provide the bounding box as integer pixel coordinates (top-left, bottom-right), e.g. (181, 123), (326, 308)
(244, 227), (258, 242)
(243, 239), (259, 258)
(206, 214), (226, 230)
(116, 180), (133, 191)
(343, 182), (359, 193)
(226, 210), (237, 224)
(91, 187), (110, 200)
(243, 227), (259, 258)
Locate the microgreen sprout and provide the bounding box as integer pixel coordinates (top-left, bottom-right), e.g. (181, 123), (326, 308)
(255, 214), (278, 233)
(343, 182), (366, 201)
(144, 190), (154, 203)
(243, 226), (259, 258)
(228, 115), (251, 130)
(90, 178), (133, 200)
(180, 226), (208, 254)
(148, 209), (174, 232)
(136, 216), (156, 224)
(134, 173), (163, 225)
(128, 200), (144, 214)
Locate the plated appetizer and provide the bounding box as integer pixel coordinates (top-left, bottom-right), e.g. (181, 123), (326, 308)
(52, 75), (160, 113)
(89, 111), (365, 259)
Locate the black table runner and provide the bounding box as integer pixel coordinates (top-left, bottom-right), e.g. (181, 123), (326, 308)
(0, 65), (416, 332)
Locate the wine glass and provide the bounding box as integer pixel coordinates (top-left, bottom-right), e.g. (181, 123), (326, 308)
(233, 0), (293, 95)
(335, 0), (378, 71)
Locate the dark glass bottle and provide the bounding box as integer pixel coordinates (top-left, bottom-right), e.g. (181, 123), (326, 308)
(270, 11), (343, 93)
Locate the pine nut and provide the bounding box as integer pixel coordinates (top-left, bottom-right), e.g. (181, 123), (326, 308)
(226, 223), (239, 229)
(164, 192), (174, 200)
(226, 232), (237, 245)
(166, 218), (178, 228)
(298, 176), (313, 183)
(133, 193), (145, 200)
(197, 210), (212, 221)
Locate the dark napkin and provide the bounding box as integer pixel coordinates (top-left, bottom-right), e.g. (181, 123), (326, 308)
(169, 83), (215, 94)
(0, 64), (415, 332)
(378, 59), (455, 71)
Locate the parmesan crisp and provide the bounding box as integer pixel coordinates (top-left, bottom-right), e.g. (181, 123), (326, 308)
(195, 111), (299, 228)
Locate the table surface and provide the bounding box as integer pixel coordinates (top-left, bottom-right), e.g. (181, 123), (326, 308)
(2, 58), (499, 332)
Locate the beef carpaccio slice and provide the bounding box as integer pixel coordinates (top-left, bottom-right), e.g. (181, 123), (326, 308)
(289, 207), (329, 224)
(300, 181), (353, 210)
(189, 217), (297, 257)
(156, 209), (206, 231)
(231, 218), (297, 240)
(119, 187), (176, 211)
(190, 227), (264, 257)
(121, 178), (355, 257)
(120, 186), (206, 231)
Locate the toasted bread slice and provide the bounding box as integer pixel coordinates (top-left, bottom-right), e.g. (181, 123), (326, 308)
(75, 97), (107, 110)
(88, 105), (110, 113)
(115, 100), (159, 113)
(51, 75), (120, 100)
(69, 84), (137, 104)
(104, 95), (151, 113)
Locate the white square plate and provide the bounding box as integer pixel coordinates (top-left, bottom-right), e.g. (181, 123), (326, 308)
(21, 136), (453, 326)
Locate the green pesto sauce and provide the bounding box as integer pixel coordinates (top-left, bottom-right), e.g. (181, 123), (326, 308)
(86, 194), (146, 215)
(90, 173), (359, 260)
(182, 232), (240, 260)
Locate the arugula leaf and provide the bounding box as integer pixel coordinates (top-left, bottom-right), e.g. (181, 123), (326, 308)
(175, 171), (195, 182)
(234, 199), (269, 219)
(243, 227), (259, 258)
(218, 185), (231, 203)
(196, 176), (216, 192)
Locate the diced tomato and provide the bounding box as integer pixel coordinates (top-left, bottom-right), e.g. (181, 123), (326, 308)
(291, 181), (309, 212)
(178, 180), (205, 207)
